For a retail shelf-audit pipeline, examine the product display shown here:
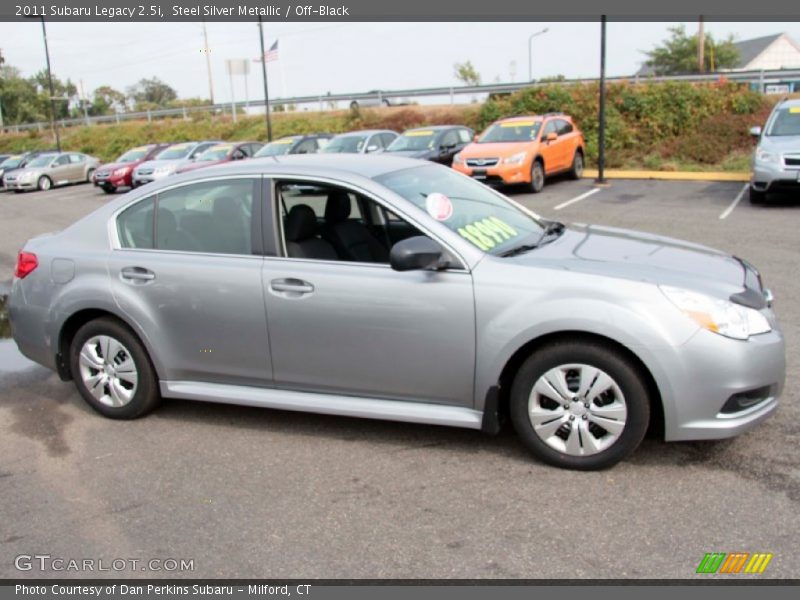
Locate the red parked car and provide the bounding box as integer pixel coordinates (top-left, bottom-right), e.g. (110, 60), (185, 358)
(175, 141), (264, 174)
(93, 143), (170, 194)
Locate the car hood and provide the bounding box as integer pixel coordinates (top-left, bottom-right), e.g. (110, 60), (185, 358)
(98, 161), (140, 172)
(385, 150), (433, 159)
(460, 141), (534, 158)
(135, 158), (190, 172)
(760, 135), (800, 152)
(177, 159), (226, 173)
(508, 223), (747, 295)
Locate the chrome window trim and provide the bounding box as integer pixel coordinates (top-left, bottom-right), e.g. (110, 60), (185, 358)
(269, 174), (471, 273)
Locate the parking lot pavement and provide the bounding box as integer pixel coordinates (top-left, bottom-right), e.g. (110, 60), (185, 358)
(1, 179), (798, 579)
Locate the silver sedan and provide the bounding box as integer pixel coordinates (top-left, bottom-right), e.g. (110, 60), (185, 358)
(7, 155), (785, 469)
(3, 151), (100, 192)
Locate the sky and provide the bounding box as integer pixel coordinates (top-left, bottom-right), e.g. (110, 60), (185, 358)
(1, 21), (799, 105)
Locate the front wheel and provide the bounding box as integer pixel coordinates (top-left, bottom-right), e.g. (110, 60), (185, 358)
(37, 176), (52, 191)
(569, 150), (584, 180)
(529, 160), (545, 193)
(509, 341), (650, 470)
(69, 317), (160, 419)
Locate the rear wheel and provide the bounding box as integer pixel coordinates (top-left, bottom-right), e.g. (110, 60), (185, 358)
(85, 168), (95, 183)
(37, 176), (52, 191)
(509, 341), (650, 470)
(749, 186), (766, 204)
(69, 317), (160, 419)
(529, 160), (545, 193)
(569, 150), (584, 180)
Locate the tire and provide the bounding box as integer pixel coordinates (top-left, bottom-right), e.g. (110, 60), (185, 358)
(529, 160), (545, 193)
(102, 185), (116, 194)
(509, 340), (650, 470)
(85, 168), (95, 183)
(749, 186), (766, 204)
(569, 150), (584, 180)
(69, 317), (160, 419)
(37, 176), (52, 191)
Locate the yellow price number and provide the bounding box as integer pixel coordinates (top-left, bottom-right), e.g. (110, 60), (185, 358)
(457, 217), (518, 251)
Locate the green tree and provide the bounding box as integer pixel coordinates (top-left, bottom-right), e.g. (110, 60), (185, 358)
(0, 65), (44, 124)
(127, 77), (178, 110)
(454, 60), (481, 86)
(90, 85), (127, 115)
(29, 70), (78, 120)
(643, 25), (740, 75)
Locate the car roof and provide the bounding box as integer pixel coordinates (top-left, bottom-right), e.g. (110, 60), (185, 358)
(333, 129), (394, 137)
(403, 125), (460, 133)
(779, 98), (800, 108)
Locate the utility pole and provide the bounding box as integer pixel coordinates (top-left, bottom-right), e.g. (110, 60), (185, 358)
(202, 21), (215, 104)
(595, 15), (607, 185)
(79, 79), (89, 125)
(257, 16), (273, 141)
(39, 16), (61, 152)
(698, 16), (705, 72)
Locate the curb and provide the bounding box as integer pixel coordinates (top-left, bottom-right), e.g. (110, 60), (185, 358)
(582, 169), (750, 182)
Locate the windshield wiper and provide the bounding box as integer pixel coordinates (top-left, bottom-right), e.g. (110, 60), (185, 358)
(499, 243), (541, 257)
(499, 221), (565, 258)
(537, 220), (565, 243)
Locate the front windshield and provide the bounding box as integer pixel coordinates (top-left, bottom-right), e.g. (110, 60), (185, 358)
(767, 107), (800, 137)
(156, 143), (194, 160)
(26, 154), (57, 168)
(480, 120), (541, 143)
(387, 130), (438, 152)
(375, 165), (544, 255)
(117, 147), (151, 163)
(0, 156), (23, 169)
(323, 135), (368, 153)
(197, 145), (232, 161)
(255, 138), (298, 157)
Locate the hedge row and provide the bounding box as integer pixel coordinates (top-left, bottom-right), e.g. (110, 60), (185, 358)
(0, 81), (776, 169)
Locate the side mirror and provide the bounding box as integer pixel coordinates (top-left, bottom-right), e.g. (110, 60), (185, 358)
(546, 132), (558, 142)
(750, 126), (762, 138)
(390, 236), (445, 272)
(366, 145), (380, 153)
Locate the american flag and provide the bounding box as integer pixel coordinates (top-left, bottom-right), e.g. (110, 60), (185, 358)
(260, 40), (279, 62)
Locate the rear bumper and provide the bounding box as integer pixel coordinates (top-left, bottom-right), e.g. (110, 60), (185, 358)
(7, 279), (57, 371)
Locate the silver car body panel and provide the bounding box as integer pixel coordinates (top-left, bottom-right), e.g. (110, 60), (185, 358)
(8, 155), (785, 442)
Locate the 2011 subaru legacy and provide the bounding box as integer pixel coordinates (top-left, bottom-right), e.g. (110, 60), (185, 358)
(7, 155), (785, 469)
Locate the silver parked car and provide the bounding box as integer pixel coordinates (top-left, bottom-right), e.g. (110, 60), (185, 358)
(750, 98), (800, 203)
(132, 141), (222, 187)
(8, 155), (785, 469)
(321, 130), (399, 154)
(3, 151), (99, 192)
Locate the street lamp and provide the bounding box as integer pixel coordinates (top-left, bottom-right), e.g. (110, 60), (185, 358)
(25, 14), (61, 151)
(528, 27), (549, 82)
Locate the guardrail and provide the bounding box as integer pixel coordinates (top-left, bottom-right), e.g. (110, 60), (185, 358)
(3, 67), (799, 134)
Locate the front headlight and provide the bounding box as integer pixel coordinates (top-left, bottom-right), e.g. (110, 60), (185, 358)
(503, 151), (527, 165)
(660, 285), (771, 340)
(755, 146), (777, 164)
(154, 165), (175, 175)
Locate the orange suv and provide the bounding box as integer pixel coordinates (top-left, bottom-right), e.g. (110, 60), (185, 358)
(452, 114), (585, 192)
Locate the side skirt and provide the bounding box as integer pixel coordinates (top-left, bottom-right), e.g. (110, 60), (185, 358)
(160, 380), (484, 430)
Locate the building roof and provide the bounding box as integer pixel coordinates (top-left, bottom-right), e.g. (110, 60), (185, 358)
(635, 32), (797, 76)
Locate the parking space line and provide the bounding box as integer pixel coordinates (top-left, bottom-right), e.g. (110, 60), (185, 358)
(554, 187), (601, 211)
(719, 184), (748, 220)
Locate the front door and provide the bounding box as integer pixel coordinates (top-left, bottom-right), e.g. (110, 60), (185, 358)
(262, 179), (476, 407)
(108, 176), (272, 386)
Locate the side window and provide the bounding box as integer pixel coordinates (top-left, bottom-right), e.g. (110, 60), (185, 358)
(231, 148), (246, 160)
(191, 143), (211, 157)
(294, 139), (317, 154)
(69, 153), (85, 163)
(118, 196), (155, 249)
(155, 179), (256, 255)
(367, 135), (382, 151)
(557, 120), (573, 135)
(54, 155), (70, 166)
(380, 133), (397, 147)
(277, 181), (424, 263)
(542, 120), (558, 139)
(441, 130), (459, 148)
(457, 129), (472, 143)
(315, 137), (331, 151)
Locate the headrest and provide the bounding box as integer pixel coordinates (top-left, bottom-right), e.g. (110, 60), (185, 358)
(324, 189), (352, 223)
(285, 204), (318, 242)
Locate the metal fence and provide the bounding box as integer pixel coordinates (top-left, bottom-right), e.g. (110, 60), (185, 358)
(3, 67), (800, 134)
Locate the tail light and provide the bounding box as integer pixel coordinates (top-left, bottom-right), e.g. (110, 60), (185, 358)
(14, 251), (38, 279)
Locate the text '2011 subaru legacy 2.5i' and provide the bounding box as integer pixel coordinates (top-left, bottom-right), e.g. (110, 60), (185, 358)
(8, 155), (785, 469)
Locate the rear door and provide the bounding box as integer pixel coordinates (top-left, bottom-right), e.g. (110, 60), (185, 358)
(108, 175), (272, 387)
(49, 154), (72, 184)
(68, 153), (87, 182)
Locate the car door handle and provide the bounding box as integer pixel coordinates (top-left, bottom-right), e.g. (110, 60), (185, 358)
(270, 278), (314, 295)
(121, 267), (156, 283)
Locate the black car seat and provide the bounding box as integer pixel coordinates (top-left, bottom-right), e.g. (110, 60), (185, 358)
(157, 208), (200, 251)
(322, 189), (388, 262)
(285, 204), (338, 260)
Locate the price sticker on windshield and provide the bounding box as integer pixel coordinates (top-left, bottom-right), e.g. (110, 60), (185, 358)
(457, 217), (519, 251)
(425, 193), (454, 221)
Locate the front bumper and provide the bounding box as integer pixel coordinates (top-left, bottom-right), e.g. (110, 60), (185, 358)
(3, 179), (36, 190)
(660, 323), (785, 441)
(751, 160), (800, 193)
(453, 162), (530, 185)
(93, 172), (131, 188)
